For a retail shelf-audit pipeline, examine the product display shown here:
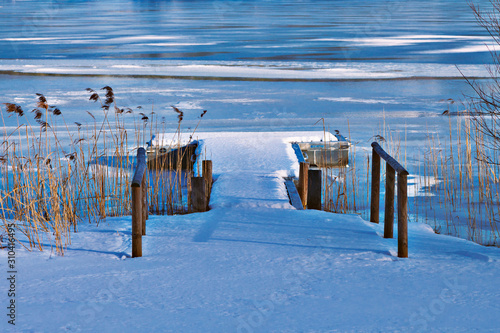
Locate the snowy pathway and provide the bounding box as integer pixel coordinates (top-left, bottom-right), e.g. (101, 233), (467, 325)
(189, 132), (388, 254)
(196, 131), (298, 210)
(3, 132), (500, 333)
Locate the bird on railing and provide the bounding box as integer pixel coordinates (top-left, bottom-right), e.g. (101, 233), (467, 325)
(146, 135), (156, 148)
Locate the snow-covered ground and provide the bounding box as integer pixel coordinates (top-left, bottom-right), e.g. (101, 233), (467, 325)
(2, 132), (499, 332)
(2, 0), (500, 331)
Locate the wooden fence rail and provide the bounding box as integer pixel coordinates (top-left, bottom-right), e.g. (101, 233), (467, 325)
(370, 142), (409, 258)
(131, 147), (148, 258)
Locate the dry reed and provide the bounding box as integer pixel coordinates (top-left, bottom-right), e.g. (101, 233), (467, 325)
(0, 87), (207, 254)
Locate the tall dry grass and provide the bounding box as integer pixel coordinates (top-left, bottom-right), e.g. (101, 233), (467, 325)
(0, 87), (206, 254)
(322, 111), (500, 247)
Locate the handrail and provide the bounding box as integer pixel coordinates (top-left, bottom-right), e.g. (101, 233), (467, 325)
(371, 142), (409, 175)
(370, 142), (409, 258)
(291, 142), (307, 163)
(131, 147), (147, 187)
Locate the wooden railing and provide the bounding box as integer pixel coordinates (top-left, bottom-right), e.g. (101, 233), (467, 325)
(370, 142), (409, 258)
(131, 147), (148, 258)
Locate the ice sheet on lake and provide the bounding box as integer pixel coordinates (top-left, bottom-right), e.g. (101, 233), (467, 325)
(0, 59), (490, 80)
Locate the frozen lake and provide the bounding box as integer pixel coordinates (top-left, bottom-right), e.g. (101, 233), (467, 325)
(0, 0), (493, 63)
(0, 0), (493, 133)
(1, 0), (498, 241)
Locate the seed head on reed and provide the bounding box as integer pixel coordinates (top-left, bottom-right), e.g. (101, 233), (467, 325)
(172, 106), (184, 122)
(36, 93), (48, 110)
(32, 109), (43, 120)
(3, 103), (24, 117)
(101, 86), (114, 106)
(139, 112), (149, 121)
(36, 120), (50, 132)
(88, 92), (99, 102)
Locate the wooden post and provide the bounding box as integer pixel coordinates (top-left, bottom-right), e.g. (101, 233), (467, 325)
(131, 147), (147, 258)
(370, 149), (381, 223)
(187, 171), (192, 213)
(131, 186), (142, 258)
(298, 162), (309, 209)
(191, 177), (207, 212)
(202, 160), (213, 208)
(141, 174), (147, 236)
(371, 142), (409, 257)
(397, 172), (408, 258)
(307, 169), (322, 210)
(384, 163), (395, 238)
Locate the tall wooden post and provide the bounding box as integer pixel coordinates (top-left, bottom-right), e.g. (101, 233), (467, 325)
(131, 186), (142, 258)
(384, 163), (395, 238)
(187, 171), (193, 213)
(307, 169), (322, 210)
(131, 147), (147, 258)
(191, 177), (207, 212)
(397, 172), (408, 258)
(298, 162), (309, 209)
(202, 160), (213, 208)
(371, 142), (409, 257)
(141, 174), (147, 236)
(370, 150), (381, 223)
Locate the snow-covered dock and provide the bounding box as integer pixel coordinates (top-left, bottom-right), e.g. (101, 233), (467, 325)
(3, 132), (500, 332)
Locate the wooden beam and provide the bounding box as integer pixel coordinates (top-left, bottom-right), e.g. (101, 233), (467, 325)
(398, 173), (408, 258)
(131, 147), (147, 257)
(131, 148), (147, 187)
(187, 171), (192, 213)
(291, 142), (306, 163)
(298, 162), (309, 208)
(191, 177), (207, 212)
(370, 149), (381, 223)
(371, 142), (409, 175)
(131, 186), (142, 258)
(141, 175), (147, 235)
(384, 163), (395, 238)
(285, 179), (304, 210)
(202, 160), (213, 207)
(307, 169), (322, 210)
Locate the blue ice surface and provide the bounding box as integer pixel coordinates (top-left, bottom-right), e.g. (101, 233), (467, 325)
(0, 0), (490, 128)
(0, 0), (488, 138)
(0, 0), (493, 64)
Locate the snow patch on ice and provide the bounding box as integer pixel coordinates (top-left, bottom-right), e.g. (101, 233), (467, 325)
(172, 101), (203, 110)
(110, 65), (143, 69)
(108, 35), (181, 42)
(205, 98), (276, 104)
(421, 43), (495, 54)
(314, 35), (491, 47)
(0, 59), (490, 80)
(407, 175), (441, 197)
(317, 97), (402, 104)
(138, 42), (219, 47)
